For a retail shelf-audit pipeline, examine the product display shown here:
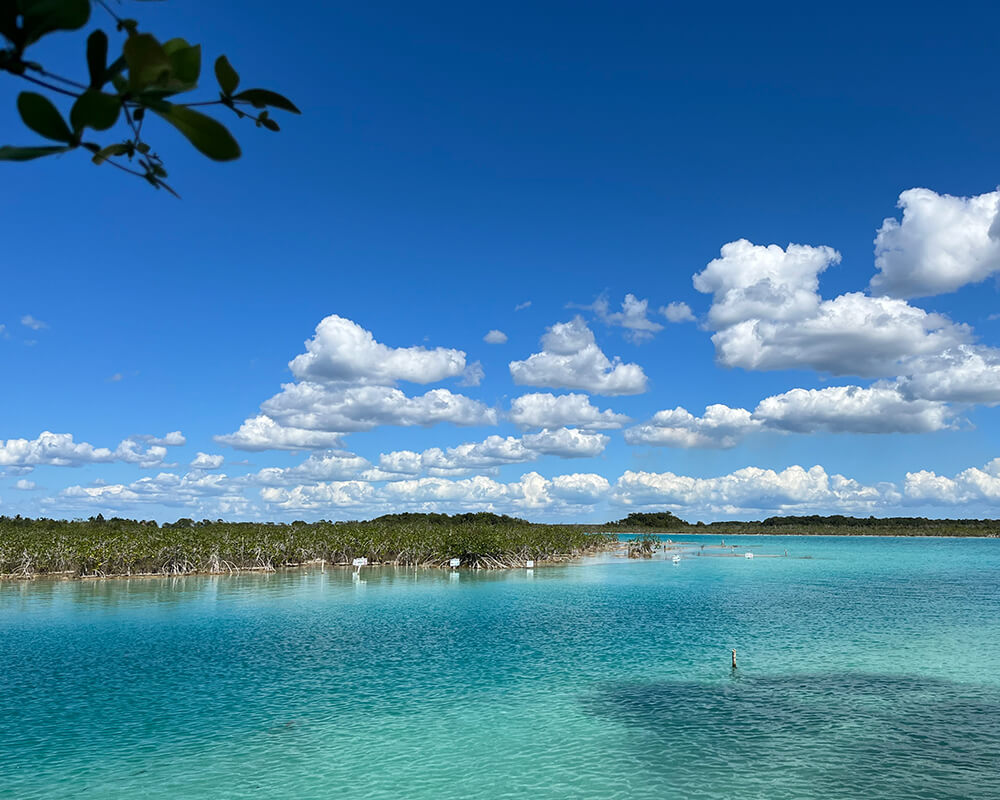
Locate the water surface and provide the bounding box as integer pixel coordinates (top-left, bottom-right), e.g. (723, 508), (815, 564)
(2, 535), (999, 799)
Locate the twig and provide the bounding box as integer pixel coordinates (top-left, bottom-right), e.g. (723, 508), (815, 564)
(12, 71), (81, 98)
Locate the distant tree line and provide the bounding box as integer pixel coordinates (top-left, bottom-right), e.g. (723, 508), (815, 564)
(598, 511), (1000, 537)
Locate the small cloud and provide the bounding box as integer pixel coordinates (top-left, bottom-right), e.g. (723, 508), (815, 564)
(484, 329), (508, 344)
(574, 293), (664, 343)
(460, 360), (485, 386)
(514, 301), (532, 311)
(108, 373), (124, 383)
(988, 313), (1000, 321)
(146, 431), (186, 447)
(0, 324), (7, 339)
(24, 340), (37, 347)
(0, 467), (34, 477)
(14, 479), (37, 491)
(190, 452), (225, 470)
(21, 315), (47, 330)
(661, 301), (696, 323)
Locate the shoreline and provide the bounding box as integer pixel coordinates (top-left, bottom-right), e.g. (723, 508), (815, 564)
(6, 531), (1000, 582)
(0, 544), (620, 582)
(607, 530), (1000, 539)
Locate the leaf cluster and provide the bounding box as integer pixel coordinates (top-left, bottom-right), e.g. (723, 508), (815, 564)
(1, 0), (300, 193)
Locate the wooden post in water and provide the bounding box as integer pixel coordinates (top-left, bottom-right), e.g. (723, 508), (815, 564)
(731, 649), (737, 670)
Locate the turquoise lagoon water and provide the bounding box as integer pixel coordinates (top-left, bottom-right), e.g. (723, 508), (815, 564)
(2, 535), (1000, 799)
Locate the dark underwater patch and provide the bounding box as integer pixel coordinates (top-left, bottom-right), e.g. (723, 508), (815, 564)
(582, 673), (1000, 800)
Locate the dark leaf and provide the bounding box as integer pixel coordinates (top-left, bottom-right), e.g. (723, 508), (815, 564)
(70, 90), (120, 132)
(0, 3), (19, 44)
(123, 33), (170, 92)
(153, 103), (241, 161)
(17, 91), (73, 142)
(91, 142), (129, 164)
(104, 53), (126, 83)
(0, 143), (70, 161)
(232, 88), (300, 114)
(20, 0), (90, 46)
(214, 55), (239, 95)
(163, 38), (200, 86)
(261, 117), (279, 132)
(86, 30), (108, 89)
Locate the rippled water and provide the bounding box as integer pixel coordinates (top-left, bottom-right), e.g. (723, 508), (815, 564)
(2, 535), (999, 799)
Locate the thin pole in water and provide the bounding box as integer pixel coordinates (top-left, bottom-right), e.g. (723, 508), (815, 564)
(731, 649), (737, 670)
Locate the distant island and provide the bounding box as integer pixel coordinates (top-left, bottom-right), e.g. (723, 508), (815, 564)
(1, 510), (997, 579)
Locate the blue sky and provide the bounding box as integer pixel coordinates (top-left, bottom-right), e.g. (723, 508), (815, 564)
(3, 0), (1000, 522)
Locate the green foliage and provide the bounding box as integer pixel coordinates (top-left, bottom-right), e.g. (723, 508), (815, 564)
(0, 514), (618, 578)
(153, 103), (240, 161)
(604, 511), (689, 530)
(626, 532), (659, 558)
(0, 142), (69, 159)
(17, 91), (73, 141)
(0, 0), (299, 192)
(213, 54), (237, 95)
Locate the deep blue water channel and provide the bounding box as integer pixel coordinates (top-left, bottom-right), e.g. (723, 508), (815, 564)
(2, 535), (999, 799)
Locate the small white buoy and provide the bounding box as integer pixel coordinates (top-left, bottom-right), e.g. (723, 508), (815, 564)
(526, 559), (535, 569)
(744, 551), (754, 559)
(449, 558), (461, 569)
(672, 554), (681, 564)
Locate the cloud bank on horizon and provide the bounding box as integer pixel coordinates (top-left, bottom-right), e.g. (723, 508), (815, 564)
(6, 187), (1000, 523)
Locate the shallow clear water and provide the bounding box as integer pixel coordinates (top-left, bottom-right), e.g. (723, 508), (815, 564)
(2, 535), (1000, 799)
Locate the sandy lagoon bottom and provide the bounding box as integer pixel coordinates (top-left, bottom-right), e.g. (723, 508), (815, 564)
(2, 534), (999, 799)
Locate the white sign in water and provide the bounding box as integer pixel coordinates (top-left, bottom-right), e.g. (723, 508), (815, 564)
(526, 560), (534, 568)
(449, 558), (461, 568)
(352, 557), (369, 567)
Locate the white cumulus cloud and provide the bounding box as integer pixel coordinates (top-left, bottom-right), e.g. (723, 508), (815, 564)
(261, 384), (497, 432)
(754, 385), (954, 434)
(254, 451), (373, 486)
(626, 384), (955, 449)
(872, 188), (1000, 298)
(897, 346), (1000, 405)
(0, 431), (183, 470)
(509, 316), (648, 395)
(484, 329), (508, 344)
(694, 239), (970, 377)
(219, 316), (495, 452)
(378, 428), (609, 478)
(215, 415), (346, 451)
(625, 404), (760, 449)
(904, 458), (1000, 505)
(289, 314), (468, 385)
(613, 465), (890, 515)
(509, 392), (629, 430)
